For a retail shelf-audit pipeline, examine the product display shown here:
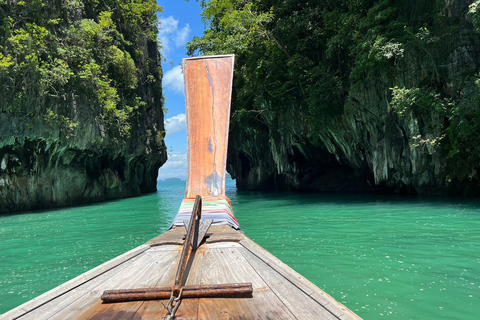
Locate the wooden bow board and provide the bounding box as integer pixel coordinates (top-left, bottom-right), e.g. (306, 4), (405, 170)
(183, 55), (234, 198)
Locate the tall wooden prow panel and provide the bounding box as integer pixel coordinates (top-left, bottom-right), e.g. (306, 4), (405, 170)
(183, 55), (235, 198)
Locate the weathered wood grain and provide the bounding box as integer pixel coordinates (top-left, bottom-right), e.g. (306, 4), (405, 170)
(205, 225), (246, 243)
(196, 246), (296, 320)
(72, 249), (180, 320)
(183, 55), (234, 198)
(146, 243), (205, 320)
(127, 247), (195, 320)
(148, 225), (246, 248)
(20, 252), (146, 320)
(310, 292), (362, 320)
(240, 247), (338, 319)
(240, 238), (319, 295)
(145, 245), (181, 252)
(239, 237), (362, 320)
(202, 242), (243, 249)
(147, 227), (185, 247)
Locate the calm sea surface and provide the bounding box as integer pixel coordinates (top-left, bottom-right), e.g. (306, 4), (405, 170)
(1, 180), (479, 319)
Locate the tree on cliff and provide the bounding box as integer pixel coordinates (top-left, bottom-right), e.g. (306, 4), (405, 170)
(188, 0), (480, 195)
(0, 0), (162, 141)
(0, 0), (167, 212)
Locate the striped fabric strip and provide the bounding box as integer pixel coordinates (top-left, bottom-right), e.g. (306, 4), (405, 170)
(170, 196), (241, 230)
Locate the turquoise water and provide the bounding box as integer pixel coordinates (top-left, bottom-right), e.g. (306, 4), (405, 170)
(1, 180), (480, 319)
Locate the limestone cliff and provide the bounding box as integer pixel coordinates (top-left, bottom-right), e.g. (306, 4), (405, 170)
(220, 0), (480, 195)
(0, 0), (166, 213)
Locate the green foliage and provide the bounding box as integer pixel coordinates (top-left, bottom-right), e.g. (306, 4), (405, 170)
(445, 76), (480, 160)
(0, 0), (162, 143)
(190, 0), (480, 171)
(469, 1), (480, 33)
(389, 81), (480, 161)
(39, 58), (71, 95)
(187, 1), (431, 126)
(188, 0), (480, 169)
(44, 109), (79, 139)
(156, 132), (165, 146)
(188, 0), (345, 136)
(390, 85), (451, 153)
(411, 134), (445, 151)
(0, 52), (13, 69)
(390, 86), (446, 118)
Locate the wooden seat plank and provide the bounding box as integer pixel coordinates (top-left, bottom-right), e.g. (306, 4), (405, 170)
(205, 225), (246, 243)
(147, 228), (185, 247)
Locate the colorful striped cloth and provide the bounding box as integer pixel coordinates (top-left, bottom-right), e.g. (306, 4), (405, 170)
(170, 196), (241, 230)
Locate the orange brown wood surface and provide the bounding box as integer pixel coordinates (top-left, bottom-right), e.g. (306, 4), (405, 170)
(183, 55), (234, 198)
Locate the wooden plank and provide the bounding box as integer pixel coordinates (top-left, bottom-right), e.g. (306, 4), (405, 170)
(129, 300), (167, 320)
(146, 245), (181, 252)
(3, 244), (150, 320)
(196, 246), (296, 320)
(133, 243), (205, 319)
(203, 242), (243, 249)
(127, 250), (186, 320)
(183, 55), (234, 198)
(18, 250), (150, 320)
(240, 238), (362, 320)
(240, 238), (319, 295)
(205, 225), (246, 243)
(147, 227), (185, 247)
(240, 247), (339, 319)
(310, 292), (363, 320)
(67, 249), (180, 320)
(148, 226), (246, 248)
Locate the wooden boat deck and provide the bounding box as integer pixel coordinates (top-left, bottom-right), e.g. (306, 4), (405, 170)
(2, 226), (361, 320)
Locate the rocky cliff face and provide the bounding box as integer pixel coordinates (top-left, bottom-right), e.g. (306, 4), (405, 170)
(0, 92), (166, 212)
(0, 1), (166, 213)
(227, 0), (480, 196)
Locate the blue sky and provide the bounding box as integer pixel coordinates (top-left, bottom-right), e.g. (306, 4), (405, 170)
(156, 0), (205, 180)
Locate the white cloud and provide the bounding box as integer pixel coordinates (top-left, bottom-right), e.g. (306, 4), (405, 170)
(160, 16), (179, 34)
(158, 16), (177, 52)
(165, 113), (186, 135)
(175, 24), (191, 47)
(158, 152), (188, 180)
(163, 65), (184, 94)
(159, 16), (191, 53)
